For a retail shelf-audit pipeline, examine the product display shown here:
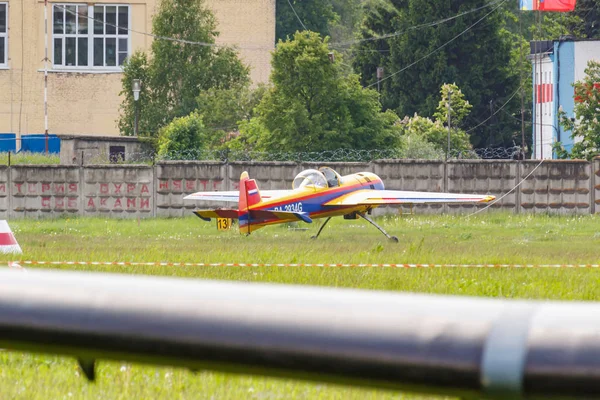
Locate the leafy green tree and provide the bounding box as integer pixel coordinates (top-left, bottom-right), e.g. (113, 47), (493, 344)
(398, 133), (445, 159)
(157, 112), (209, 158)
(353, 0), (520, 148)
(398, 114), (471, 154)
(196, 84), (267, 148)
(573, 0), (600, 38)
(237, 31), (401, 152)
(433, 83), (473, 125)
(554, 61), (600, 160)
(275, 0), (335, 41)
(119, 0), (249, 137)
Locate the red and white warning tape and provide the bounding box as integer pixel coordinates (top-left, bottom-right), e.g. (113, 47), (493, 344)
(7, 260), (600, 268)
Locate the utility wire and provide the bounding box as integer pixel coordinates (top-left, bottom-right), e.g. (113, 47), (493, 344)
(366, 0), (508, 89)
(466, 83), (523, 133)
(331, 0), (504, 48)
(55, 5), (272, 51)
(286, 0), (307, 31)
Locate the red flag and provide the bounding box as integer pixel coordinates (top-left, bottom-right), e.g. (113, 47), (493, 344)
(538, 0), (576, 11)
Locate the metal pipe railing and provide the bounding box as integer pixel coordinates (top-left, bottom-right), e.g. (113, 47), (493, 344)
(0, 268), (599, 399)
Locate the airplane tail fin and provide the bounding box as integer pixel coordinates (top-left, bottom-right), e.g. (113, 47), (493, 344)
(239, 171), (263, 235)
(0, 220), (22, 254)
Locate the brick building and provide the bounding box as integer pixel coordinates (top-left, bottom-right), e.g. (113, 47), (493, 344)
(0, 0), (275, 138)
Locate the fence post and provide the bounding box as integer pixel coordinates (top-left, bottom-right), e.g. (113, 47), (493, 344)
(79, 161), (84, 216)
(592, 157), (598, 215)
(515, 160), (521, 214)
(152, 162), (157, 218)
(443, 159), (448, 215)
(7, 160), (12, 219)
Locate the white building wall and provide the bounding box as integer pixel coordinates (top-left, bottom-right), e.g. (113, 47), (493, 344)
(534, 55), (554, 159)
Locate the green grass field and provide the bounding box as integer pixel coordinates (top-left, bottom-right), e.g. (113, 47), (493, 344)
(1, 213), (600, 399)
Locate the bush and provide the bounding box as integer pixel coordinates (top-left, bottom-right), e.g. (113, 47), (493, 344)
(157, 112), (206, 158)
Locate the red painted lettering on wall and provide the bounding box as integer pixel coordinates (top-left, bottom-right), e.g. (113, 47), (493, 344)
(140, 198), (150, 209)
(28, 183), (36, 194)
(14, 183), (22, 194)
(55, 197), (64, 209)
(186, 180), (195, 191)
(127, 183), (136, 193)
(87, 198), (95, 208)
(173, 180), (182, 190)
(213, 181), (221, 190)
(55, 184), (65, 193)
(42, 183), (50, 193)
(41, 197), (51, 208)
(68, 183), (77, 193)
(200, 180), (209, 190)
(127, 198), (136, 208)
(159, 180), (169, 190)
(68, 198), (77, 209)
(0, 184), (5, 193)
(100, 183), (109, 194)
(141, 184), (149, 194)
(100, 197), (107, 207)
(114, 198), (122, 208)
(114, 184), (122, 194)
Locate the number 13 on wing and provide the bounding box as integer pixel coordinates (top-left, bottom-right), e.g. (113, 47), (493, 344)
(217, 218), (232, 231)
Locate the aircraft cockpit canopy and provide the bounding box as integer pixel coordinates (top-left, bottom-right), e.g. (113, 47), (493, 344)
(292, 169), (328, 190)
(319, 167), (342, 188)
(292, 168), (343, 190)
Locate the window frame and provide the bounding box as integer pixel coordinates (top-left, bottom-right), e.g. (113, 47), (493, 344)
(51, 3), (130, 71)
(0, 2), (8, 68)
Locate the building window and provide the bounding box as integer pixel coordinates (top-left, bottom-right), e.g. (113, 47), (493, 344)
(52, 4), (129, 69)
(0, 3), (7, 67)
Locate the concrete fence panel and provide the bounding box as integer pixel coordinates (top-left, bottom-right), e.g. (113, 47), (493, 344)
(11, 166), (81, 218)
(227, 161), (301, 191)
(0, 166), (9, 219)
(372, 159), (445, 214)
(82, 166), (154, 217)
(520, 161), (591, 214)
(156, 161), (226, 217)
(0, 160), (597, 219)
(447, 161), (518, 213)
(594, 157), (600, 214)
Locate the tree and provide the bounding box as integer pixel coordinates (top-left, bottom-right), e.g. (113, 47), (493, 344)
(196, 84), (267, 148)
(236, 31), (401, 153)
(554, 60), (600, 160)
(353, 0), (520, 148)
(157, 112), (208, 158)
(433, 83), (473, 126)
(275, 0), (336, 41)
(573, 0), (600, 38)
(119, 0), (249, 137)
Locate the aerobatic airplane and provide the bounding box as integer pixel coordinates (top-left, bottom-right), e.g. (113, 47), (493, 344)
(184, 167), (495, 242)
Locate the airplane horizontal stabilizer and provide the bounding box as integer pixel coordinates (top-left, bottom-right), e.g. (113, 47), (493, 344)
(193, 209), (239, 222)
(250, 210), (313, 224)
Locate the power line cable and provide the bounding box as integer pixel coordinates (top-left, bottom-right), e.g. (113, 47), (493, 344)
(366, 0), (508, 89)
(285, 0), (307, 31)
(331, 0), (504, 48)
(466, 84), (523, 133)
(55, 5), (272, 51)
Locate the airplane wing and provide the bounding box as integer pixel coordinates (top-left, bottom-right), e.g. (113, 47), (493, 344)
(184, 190), (292, 203)
(324, 190), (495, 206)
